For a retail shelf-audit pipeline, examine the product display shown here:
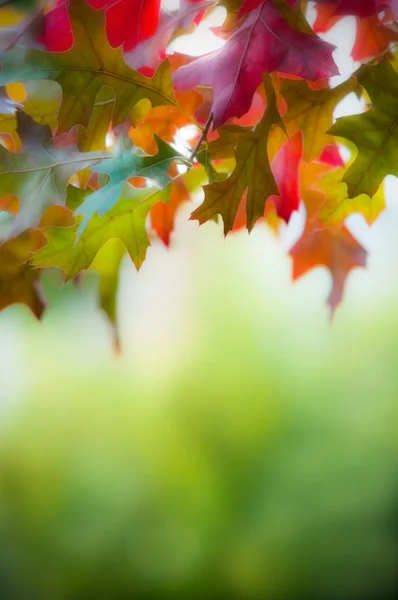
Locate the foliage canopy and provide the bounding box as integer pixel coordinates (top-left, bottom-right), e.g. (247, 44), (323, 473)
(1, 0), (398, 331)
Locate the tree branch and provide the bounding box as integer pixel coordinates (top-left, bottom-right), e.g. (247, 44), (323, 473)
(190, 113), (213, 161)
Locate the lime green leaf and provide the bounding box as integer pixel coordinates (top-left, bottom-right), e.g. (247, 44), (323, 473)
(33, 184), (171, 278)
(316, 170), (386, 227)
(90, 238), (126, 348)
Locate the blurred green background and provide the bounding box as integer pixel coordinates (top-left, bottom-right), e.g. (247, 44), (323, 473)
(1, 209), (398, 599)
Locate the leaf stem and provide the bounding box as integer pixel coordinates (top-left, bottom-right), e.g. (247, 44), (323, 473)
(190, 113), (213, 161)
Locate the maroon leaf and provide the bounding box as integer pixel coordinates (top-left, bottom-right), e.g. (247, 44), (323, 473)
(173, 0), (338, 127)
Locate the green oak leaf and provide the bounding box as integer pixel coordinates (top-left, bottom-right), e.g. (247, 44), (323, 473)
(0, 111), (106, 236)
(191, 75), (284, 233)
(330, 57), (398, 198)
(0, 0), (177, 134)
(33, 184), (172, 279)
(90, 238), (126, 348)
(75, 135), (191, 234)
(204, 124), (251, 160)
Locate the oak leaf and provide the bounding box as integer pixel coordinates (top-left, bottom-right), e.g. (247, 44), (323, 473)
(0, 0), (177, 134)
(0, 112), (105, 237)
(190, 76), (284, 232)
(173, 0), (338, 127)
(330, 57), (398, 198)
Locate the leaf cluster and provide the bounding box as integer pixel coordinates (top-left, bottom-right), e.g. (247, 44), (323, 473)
(1, 0), (398, 333)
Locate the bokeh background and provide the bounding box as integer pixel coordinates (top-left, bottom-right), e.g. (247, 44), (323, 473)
(1, 1), (398, 599)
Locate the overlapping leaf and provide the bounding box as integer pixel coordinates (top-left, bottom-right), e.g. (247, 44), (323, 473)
(331, 57), (398, 198)
(0, 112), (105, 236)
(0, 0), (396, 325)
(75, 135), (191, 234)
(0, 0), (177, 134)
(191, 76), (284, 232)
(174, 0), (338, 127)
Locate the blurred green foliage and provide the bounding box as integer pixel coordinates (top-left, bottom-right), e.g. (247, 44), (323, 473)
(0, 225), (397, 599)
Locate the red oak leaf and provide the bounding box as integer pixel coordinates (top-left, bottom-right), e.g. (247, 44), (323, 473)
(290, 225), (367, 313)
(40, 0), (162, 52)
(313, 2), (341, 33)
(39, 0), (72, 52)
(124, 0), (209, 74)
(318, 144), (344, 167)
(314, 0), (391, 19)
(87, 0), (161, 51)
(270, 130), (303, 223)
(352, 15), (398, 61)
(150, 178), (190, 246)
(173, 0), (338, 127)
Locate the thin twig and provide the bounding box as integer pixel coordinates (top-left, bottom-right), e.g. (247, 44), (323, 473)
(190, 113), (213, 161)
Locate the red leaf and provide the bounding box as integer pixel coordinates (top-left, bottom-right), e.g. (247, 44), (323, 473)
(352, 15), (398, 61)
(318, 144), (344, 166)
(39, 0), (72, 52)
(87, 0), (161, 51)
(290, 225), (367, 312)
(150, 178), (190, 246)
(270, 131), (303, 223)
(41, 0), (162, 52)
(314, 0), (392, 19)
(174, 1), (338, 128)
(313, 2), (342, 33)
(124, 0), (208, 72)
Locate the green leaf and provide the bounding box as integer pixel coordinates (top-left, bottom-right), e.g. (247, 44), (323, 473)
(0, 112), (106, 236)
(191, 75), (284, 233)
(330, 57), (398, 198)
(75, 135), (191, 234)
(196, 147), (222, 183)
(0, 0), (177, 134)
(33, 184), (172, 279)
(90, 238), (126, 348)
(204, 124), (251, 160)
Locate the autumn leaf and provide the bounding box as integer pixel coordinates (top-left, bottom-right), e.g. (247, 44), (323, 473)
(276, 76), (360, 162)
(352, 15), (398, 61)
(88, 0), (161, 51)
(313, 0), (384, 19)
(290, 225), (367, 313)
(130, 89), (203, 154)
(0, 228), (46, 317)
(0, 0), (177, 134)
(150, 164), (207, 245)
(124, 0), (212, 74)
(0, 112), (105, 237)
(330, 57), (398, 198)
(191, 76), (284, 232)
(90, 237), (126, 347)
(74, 135), (191, 234)
(174, 0), (338, 127)
(33, 183), (172, 277)
(0, 0), (397, 323)
(270, 130), (302, 223)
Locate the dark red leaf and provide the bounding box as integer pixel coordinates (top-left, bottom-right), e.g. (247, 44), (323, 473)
(174, 0), (338, 127)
